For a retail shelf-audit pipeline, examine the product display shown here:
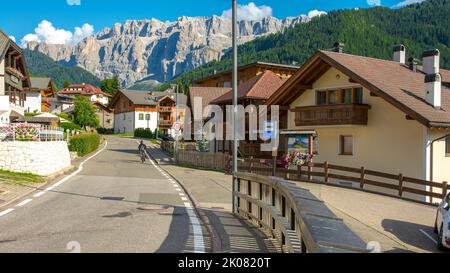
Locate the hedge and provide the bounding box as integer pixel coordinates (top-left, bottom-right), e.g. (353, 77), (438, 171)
(97, 128), (114, 135)
(69, 132), (100, 156)
(134, 128), (154, 139)
(61, 122), (82, 132)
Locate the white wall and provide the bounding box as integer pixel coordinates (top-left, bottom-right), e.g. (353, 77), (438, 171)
(89, 95), (109, 105)
(114, 112), (135, 133)
(0, 141), (71, 176)
(24, 92), (42, 113)
(134, 111), (158, 131)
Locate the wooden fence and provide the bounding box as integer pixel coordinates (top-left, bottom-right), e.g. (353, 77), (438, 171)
(177, 150), (230, 171)
(233, 157), (448, 204)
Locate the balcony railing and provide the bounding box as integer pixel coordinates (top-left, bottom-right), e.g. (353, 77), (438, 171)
(158, 120), (174, 128)
(158, 106), (174, 113)
(293, 104), (370, 126)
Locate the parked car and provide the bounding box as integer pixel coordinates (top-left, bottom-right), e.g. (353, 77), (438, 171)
(435, 192), (450, 251)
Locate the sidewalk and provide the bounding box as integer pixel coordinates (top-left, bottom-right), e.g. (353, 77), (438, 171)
(147, 144), (278, 253)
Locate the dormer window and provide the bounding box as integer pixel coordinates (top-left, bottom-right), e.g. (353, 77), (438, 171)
(316, 87), (363, 105)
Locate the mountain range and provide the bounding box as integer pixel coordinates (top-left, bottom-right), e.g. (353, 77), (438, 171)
(25, 15), (310, 88)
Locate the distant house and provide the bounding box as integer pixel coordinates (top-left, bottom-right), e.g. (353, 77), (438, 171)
(266, 45), (450, 201)
(58, 83), (111, 106)
(192, 62), (299, 88)
(109, 89), (187, 135)
(93, 102), (114, 129)
(25, 77), (57, 113)
(0, 29), (31, 124)
(208, 70), (286, 156)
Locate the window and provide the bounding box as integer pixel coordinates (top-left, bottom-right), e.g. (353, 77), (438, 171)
(123, 113), (126, 120)
(446, 136), (450, 156)
(145, 114), (151, 121)
(139, 114), (144, 120)
(340, 135), (353, 155)
(316, 87), (364, 105)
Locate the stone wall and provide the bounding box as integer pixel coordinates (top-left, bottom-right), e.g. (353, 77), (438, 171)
(0, 141), (71, 176)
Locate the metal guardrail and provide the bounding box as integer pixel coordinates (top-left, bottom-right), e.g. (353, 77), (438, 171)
(0, 123), (64, 142)
(235, 172), (368, 253)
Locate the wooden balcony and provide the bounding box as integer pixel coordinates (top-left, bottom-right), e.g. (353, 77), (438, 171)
(158, 119), (174, 128)
(158, 106), (174, 113)
(292, 104), (370, 126)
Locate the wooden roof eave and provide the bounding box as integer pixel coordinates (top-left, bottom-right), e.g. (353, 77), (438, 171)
(318, 51), (431, 128)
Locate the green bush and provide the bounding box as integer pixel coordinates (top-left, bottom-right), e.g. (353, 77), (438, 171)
(61, 122), (82, 132)
(97, 128), (114, 135)
(134, 128), (154, 139)
(69, 132), (100, 157)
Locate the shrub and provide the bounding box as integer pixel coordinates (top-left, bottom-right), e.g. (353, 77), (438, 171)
(69, 132), (100, 156)
(97, 128), (114, 135)
(61, 122), (82, 132)
(134, 128), (154, 139)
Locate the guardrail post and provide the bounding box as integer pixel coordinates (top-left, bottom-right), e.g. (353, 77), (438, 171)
(297, 165), (302, 180)
(398, 173), (404, 197)
(248, 156), (254, 173)
(442, 181), (448, 199)
(324, 161), (329, 183)
(360, 167), (365, 189)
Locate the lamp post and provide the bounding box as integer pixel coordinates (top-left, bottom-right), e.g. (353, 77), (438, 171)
(231, 0), (238, 214)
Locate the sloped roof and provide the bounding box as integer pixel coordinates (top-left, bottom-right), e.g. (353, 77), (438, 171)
(0, 30), (10, 60)
(188, 87), (231, 110)
(212, 70), (285, 104)
(30, 77), (51, 90)
(267, 50), (450, 127)
(58, 84), (111, 97)
(110, 89), (187, 108)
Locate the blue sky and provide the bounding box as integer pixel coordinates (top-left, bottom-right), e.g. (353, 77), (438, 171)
(0, 0), (424, 46)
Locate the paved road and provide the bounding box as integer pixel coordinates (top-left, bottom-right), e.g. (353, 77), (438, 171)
(0, 136), (207, 253)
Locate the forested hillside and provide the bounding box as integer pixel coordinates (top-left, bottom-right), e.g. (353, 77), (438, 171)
(24, 49), (101, 89)
(166, 0), (450, 87)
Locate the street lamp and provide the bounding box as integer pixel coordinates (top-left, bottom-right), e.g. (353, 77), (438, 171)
(231, 0), (238, 214)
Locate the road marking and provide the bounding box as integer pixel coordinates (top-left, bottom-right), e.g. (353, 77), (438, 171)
(16, 199), (33, 207)
(179, 193), (185, 197)
(32, 141), (108, 199)
(0, 208), (14, 217)
(181, 197), (188, 201)
(184, 202), (192, 208)
(419, 229), (438, 245)
(176, 188), (182, 192)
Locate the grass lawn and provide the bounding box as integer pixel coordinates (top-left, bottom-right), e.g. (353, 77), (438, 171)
(113, 132), (134, 137)
(0, 170), (45, 186)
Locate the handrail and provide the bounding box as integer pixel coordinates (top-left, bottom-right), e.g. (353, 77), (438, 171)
(235, 157), (449, 204)
(235, 172), (368, 253)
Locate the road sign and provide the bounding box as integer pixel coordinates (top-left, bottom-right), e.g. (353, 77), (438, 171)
(172, 122), (182, 132)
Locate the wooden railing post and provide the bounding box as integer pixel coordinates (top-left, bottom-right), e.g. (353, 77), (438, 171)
(248, 156), (254, 173)
(297, 165), (302, 180)
(442, 181), (448, 199)
(360, 167), (365, 189)
(398, 174), (404, 197)
(324, 161), (329, 184)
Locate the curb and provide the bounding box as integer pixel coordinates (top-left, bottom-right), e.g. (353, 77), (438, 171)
(146, 145), (222, 253)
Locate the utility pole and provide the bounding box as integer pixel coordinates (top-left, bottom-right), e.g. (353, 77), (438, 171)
(175, 84), (179, 163)
(231, 0), (238, 214)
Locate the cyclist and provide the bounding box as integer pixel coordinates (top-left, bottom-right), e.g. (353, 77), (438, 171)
(138, 140), (147, 163)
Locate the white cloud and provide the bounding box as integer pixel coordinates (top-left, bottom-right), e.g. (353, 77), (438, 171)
(392, 0), (425, 8)
(307, 10), (327, 18)
(21, 20), (94, 46)
(67, 0), (81, 5)
(367, 0), (381, 6)
(8, 36), (16, 43)
(221, 2), (273, 21)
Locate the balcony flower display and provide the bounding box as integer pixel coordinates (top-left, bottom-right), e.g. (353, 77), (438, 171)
(14, 123), (41, 141)
(281, 151), (314, 168)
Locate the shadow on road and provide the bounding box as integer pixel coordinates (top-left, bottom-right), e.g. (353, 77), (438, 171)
(382, 219), (438, 253)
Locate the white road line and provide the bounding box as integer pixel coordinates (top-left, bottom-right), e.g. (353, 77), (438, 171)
(179, 193), (185, 197)
(0, 208), (14, 217)
(176, 188), (182, 192)
(181, 197), (188, 201)
(16, 199), (33, 207)
(184, 202), (192, 208)
(419, 229), (438, 245)
(32, 141), (108, 199)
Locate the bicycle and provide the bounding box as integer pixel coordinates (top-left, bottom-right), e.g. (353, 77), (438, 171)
(140, 150), (146, 163)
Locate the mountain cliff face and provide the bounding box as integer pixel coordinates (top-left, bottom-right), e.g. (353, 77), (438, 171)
(26, 15), (310, 87)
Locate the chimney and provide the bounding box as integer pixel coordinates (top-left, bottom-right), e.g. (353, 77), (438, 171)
(393, 44), (406, 64)
(422, 49), (440, 75)
(408, 57), (418, 72)
(423, 49), (441, 108)
(333, 42), (344, 53)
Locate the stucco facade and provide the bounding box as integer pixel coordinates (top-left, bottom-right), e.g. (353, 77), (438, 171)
(286, 67), (449, 200)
